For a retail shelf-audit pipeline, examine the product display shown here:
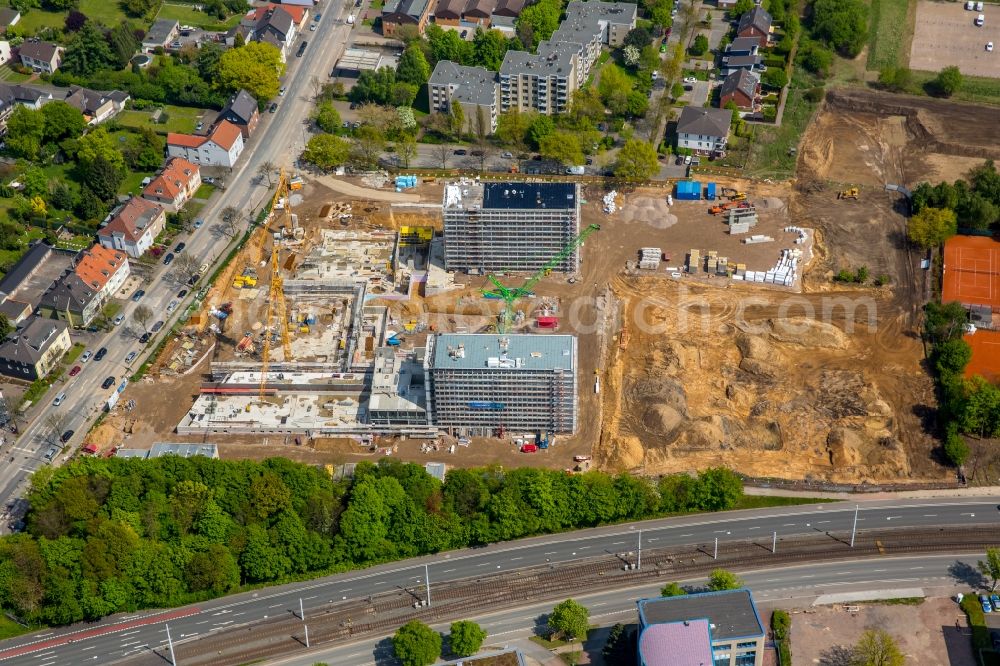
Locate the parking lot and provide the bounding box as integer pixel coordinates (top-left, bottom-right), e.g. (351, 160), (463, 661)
(910, 0), (1000, 77)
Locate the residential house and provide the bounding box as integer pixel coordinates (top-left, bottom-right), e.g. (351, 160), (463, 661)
(0, 83), (50, 132)
(142, 156), (201, 211)
(488, 14), (517, 37)
(0, 8), (21, 34)
(167, 120), (245, 168)
(736, 6), (772, 48)
(73, 244), (130, 304)
(381, 0), (433, 36)
(19, 41), (62, 74)
(726, 36), (761, 57)
(218, 89), (260, 138)
(435, 0), (495, 26)
(0, 41), (10, 66)
(719, 69), (760, 111)
(143, 19), (179, 51)
(676, 106), (731, 154)
(719, 53), (763, 77)
(38, 273), (101, 328)
(636, 589), (766, 666)
(97, 197), (166, 258)
(242, 4), (306, 57)
(63, 86), (130, 125)
(0, 316), (71, 381)
(492, 0), (524, 18)
(428, 60), (499, 132)
(0, 299), (31, 325)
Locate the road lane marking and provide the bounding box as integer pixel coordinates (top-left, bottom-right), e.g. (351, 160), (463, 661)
(783, 523), (796, 527)
(119, 630), (140, 636)
(610, 542), (624, 545)
(923, 514), (937, 517)
(80, 646), (97, 651)
(511, 557), (523, 561)
(817, 521), (830, 524)
(268, 604), (283, 609)
(303, 595), (317, 600)
(442, 568), (456, 573)
(748, 526), (760, 530)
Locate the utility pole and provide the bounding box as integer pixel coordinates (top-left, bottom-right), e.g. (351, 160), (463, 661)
(850, 505), (859, 547)
(637, 529), (642, 570)
(299, 597), (305, 621)
(424, 563), (431, 605)
(713, 537), (718, 560)
(166, 623), (177, 666)
(772, 531), (777, 554)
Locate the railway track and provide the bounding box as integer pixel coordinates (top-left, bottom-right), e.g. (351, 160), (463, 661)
(124, 527), (998, 666)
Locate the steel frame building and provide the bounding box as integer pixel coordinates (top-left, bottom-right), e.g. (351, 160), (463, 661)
(425, 333), (578, 435)
(442, 181), (581, 274)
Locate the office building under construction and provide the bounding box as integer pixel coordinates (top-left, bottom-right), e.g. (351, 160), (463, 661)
(442, 181), (581, 274)
(424, 333), (578, 435)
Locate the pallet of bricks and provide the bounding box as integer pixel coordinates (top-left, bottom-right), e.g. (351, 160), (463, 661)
(687, 249), (701, 274)
(639, 248), (661, 270)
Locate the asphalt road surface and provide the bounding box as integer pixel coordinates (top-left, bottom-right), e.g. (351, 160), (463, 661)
(0, 498), (997, 665)
(0, 0), (359, 521)
(269, 552), (979, 666)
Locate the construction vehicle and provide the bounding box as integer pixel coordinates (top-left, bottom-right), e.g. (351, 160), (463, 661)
(482, 224), (600, 334)
(838, 187), (859, 200)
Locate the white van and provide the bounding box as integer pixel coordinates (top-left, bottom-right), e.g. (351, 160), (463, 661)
(966, 1), (975, 9)
(976, 13), (985, 25)
(52, 392), (66, 407)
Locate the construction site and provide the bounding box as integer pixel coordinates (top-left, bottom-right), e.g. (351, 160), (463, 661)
(84, 90), (1000, 483)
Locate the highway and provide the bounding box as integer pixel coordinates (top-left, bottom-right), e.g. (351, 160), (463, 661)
(269, 553), (978, 666)
(0, 0), (360, 520)
(0, 498), (997, 664)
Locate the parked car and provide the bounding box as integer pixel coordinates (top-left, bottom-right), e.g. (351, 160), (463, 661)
(131, 289), (145, 302)
(60, 430), (74, 443)
(139, 333), (151, 344)
(151, 321), (165, 333)
(125, 351), (138, 364)
(977, 0), (984, 10)
(194, 218), (204, 228)
(982, 594), (992, 613)
(991, 594), (1000, 612)
(102, 376), (116, 390)
(113, 314), (125, 326)
(279, 87), (286, 96)
(177, 289), (188, 298)
(69, 365), (81, 377)
(94, 347), (108, 361)
(203, 177), (215, 184)
(684, 155), (692, 165)
(166, 300), (179, 314)
(501, 151), (513, 158)
(44, 448), (57, 461)
(976, 13), (985, 25)
(988, 41), (995, 52)
(310, 22), (317, 30)
(174, 242), (186, 253)
(314, 12), (321, 19)
(163, 253), (174, 265)
(80, 350), (92, 363)
(52, 392), (66, 406)
(297, 41), (308, 57)
(683, 76), (697, 83)
(269, 102), (278, 113)
(195, 121), (204, 131)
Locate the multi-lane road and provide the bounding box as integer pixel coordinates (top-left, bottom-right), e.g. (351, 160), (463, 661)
(270, 552), (979, 666)
(0, 498), (997, 665)
(0, 0), (361, 521)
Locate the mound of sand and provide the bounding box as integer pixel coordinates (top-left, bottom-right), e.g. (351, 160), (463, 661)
(619, 196), (678, 228)
(766, 318), (848, 349)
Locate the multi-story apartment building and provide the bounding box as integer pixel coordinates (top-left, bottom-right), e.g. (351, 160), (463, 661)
(442, 181), (581, 274)
(546, 1), (636, 85)
(428, 60), (500, 133)
(424, 334), (578, 435)
(499, 46), (577, 115)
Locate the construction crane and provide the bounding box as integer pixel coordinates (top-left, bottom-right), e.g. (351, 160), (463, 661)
(258, 171), (293, 398)
(482, 224), (600, 334)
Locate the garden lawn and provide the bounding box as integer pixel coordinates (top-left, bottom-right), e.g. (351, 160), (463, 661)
(745, 72), (821, 179)
(78, 0), (128, 26)
(117, 105), (203, 134)
(0, 65), (31, 82)
(5, 0), (125, 34)
(193, 183), (215, 199)
(866, 0), (913, 71)
(120, 170), (156, 197)
(156, 4), (242, 30)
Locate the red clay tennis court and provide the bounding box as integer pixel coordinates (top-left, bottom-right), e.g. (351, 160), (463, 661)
(964, 330), (1000, 382)
(942, 236), (1000, 308)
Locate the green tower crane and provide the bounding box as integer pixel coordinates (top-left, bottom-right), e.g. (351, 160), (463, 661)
(482, 223), (600, 333)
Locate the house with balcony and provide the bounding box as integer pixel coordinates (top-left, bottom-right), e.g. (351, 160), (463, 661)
(676, 106), (731, 154)
(63, 86), (130, 125)
(498, 47), (576, 116)
(167, 120), (245, 168)
(428, 60), (499, 132)
(142, 156), (201, 211)
(97, 197), (166, 258)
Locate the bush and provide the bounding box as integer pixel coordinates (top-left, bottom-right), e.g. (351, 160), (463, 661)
(960, 594), (991, 650)
(690, 34), (709, 56)
(804, 87), (825, 103)
(771, 609), (790, 640)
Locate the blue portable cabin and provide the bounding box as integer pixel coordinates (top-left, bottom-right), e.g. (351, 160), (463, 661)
(706, 182), (717, 200)
(675, 181), (701, 200)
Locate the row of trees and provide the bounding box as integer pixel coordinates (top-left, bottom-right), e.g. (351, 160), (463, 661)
(392, 620), (486, 666)
(0, 457), (746, 626)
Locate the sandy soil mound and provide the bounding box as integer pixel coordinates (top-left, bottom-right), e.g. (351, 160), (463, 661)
(619, 196), (678, 228)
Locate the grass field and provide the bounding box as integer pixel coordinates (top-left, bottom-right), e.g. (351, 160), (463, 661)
(118, 105), (204, 134)
(745, 72), (822, 179)
(156, 3), (242, 30)
(866, 0), (914, 71)
(0, 65), (31, 83)
(889, 70), (1000, 106)
(4, 0), (126, 34)
(120, 170), (156, 197)
(0, 616), (33, 642)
